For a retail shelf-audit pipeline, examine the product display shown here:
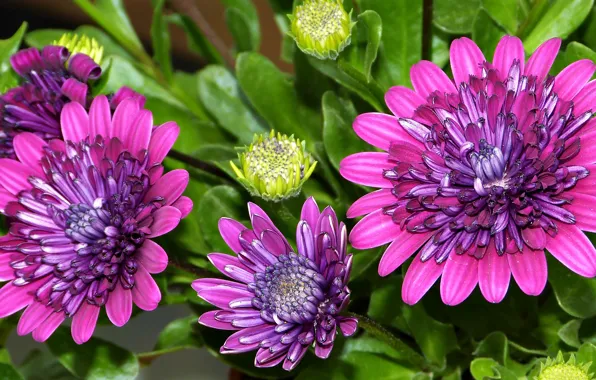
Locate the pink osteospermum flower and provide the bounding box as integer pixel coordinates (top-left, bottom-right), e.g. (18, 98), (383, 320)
(340, 35), (596, 306)
(192, 198), (357, 371)
(0, 94), (192, 344)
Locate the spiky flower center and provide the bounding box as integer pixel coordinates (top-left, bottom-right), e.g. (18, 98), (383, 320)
(245, 135), (303, 183)
(538, 363), (590, 380)
(294, 0), (348, 42)
(54, 33), (104, 65)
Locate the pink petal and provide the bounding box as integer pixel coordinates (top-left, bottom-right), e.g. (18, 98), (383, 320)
(132, 265), (161, 311)
(149, 206), (181, 238)
(521, 227), (547, 250)
(0, 252), (19, 280)
(106, 284), (132, 327)
(508, 248), (547, 296)
(349, 209), (401, 249)
(347, 189), (397, 218)
(339, 152), (392, 188)
(384, 86), (425, 118)
(300, 197), (320, 232)
(546, 223), (596, 277)
(493, 36), (525, 80)
(573, 79), (596, 115)
(554, 59), (596, 101)
(71, 302), (100, 344)
(338, 316), (358, 336)
(0, 281), (36, 318)
(32, 312), (65, 342)
(402, 253), (445, 305)
(353, 112), (424, 151)
(191, 278), (246, 293)
(378, 232), (432, 276)
(440, 253), (478, 306)
(450, 37), (485, 86)
(410, 60), (456, 98)
(0, 158), (36, 195)
(198, 310), (238, 330)
(148, 121), (179, 165)
(144, 169), (189, 205)
(61, 78), (87, 106)
(218, 218), (246, 254)
(247, 203), (286, 241)
(566, 192), (596, 232)
(198, 285), (252, 310)
(208, 253), (254, 283)
(17, 302), (53, 335)
(137, 240), (168, 273)
(126, 109), (153, 157)
(60, 102), (89, 143)
(0, 188), (16, 214)
(89, 95), (112, 139)
(112, 98), (141, 145)
(525, 38), (561, 81)
(478, 246), (510, 303)
(13, 133), (46, 175)
(171, 196), (193, 218)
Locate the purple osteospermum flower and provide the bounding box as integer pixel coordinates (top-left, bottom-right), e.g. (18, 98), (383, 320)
(0, 94), (192, 344)
(340, 35), (596, 306)
(193, 198), (357, 371)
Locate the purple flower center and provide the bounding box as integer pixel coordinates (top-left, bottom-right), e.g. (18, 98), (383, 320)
(383, 59), (593, 262)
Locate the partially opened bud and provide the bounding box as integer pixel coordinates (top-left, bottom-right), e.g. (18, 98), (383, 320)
(54, 33), (104, 65)
(288, 0), (354, 60)
(536, 352), (592, 380)
(231, 130), (317, 202)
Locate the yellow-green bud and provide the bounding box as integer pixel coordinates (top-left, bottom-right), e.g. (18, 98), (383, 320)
(288, 0), (354, 60)
(230, 131), (317, 202)
(536, 353), (593, 380)
(53, 33), (104, 65)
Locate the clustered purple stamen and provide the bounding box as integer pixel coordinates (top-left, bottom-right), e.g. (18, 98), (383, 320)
(383, 59), (593, 262)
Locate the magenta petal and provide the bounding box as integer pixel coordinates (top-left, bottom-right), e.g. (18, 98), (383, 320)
(198, 285), (253, 310)
(17, 302), (53, 336)
(440, 253), (478, 306)
(338, 316), (358, 336)
(315, 343), (333, 359)
(0, 252), (19, 280)
(71, 302), (100, 344)
(0, 188), (16, 214)
(60, 102), (89, 143)
(347, 189), (398, 218)
(218, 218), (246, 253)
(378, 232), (432, 276)
(546, 224), (596, 277)
(89, 95), (112, 139)
(525, 38), (561, 81)
(149, 206), (181, 237)
(566, 192), (596, 233)
(171, 196), (193, 218)
(221, 325), (273, 353)
(0, 281), (36, 318)
(300, 197), (320, 232)
(208, 253), (254, 283)
(339, 152), (393, 188)
(106, 284), (132, 327)
(137, 240), (168, 274)
(492, 36), (525, 79)
(132, 265), (161, 311)
(144, 169), (189, 205)
(572, 79), (596, 115)
(554, 59), (596, 100)
(13, 132), (46, 175)
(61, 78), (88, 106)
(402, 253), (445, 305)
(112, 98), (141, 144)
(384, 86), (425, 118)
(410, 60), (456, 98)
(126, 110), (153, 157)
(508, 248), (547, 296)
(450, 37), (485, 86)
(32, 312), (65, 342)
(148, 121), (179, 165)
(0, 158), (37, 195)
(353, 112), (424, 151)
(478, 246), (510, 303)
(191, 278), (246, 293)
(198, 310), (238, 330)
(349, 209), (402, 249)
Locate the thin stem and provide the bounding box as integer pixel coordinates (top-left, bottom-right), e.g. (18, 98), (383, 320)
(421, 0), (434, 61)
(347, 312), (429, 371)
(169, 0), (236, 68)
(168, 149), (231, 179)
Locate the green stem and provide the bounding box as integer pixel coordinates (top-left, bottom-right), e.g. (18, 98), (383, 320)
(347, 312), (429, 371)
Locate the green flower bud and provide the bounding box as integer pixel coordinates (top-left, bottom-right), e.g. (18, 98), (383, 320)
(54, 33), (104, 65)
(231, 131), (317, 202)
(536, 352), (593, 380)
(288, 0), (354, 60)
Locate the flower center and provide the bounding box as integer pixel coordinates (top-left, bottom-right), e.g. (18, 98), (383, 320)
(470, 139), (509, 192)
(294, 0), (346, 42)
(245, 135), (304, 183)
(538, 363), (590, 380)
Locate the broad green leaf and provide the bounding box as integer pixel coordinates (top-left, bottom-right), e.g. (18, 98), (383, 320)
(24, 29), (68, 49)
(47, 327), (139, 380)
(523, 0), (594, 53)
(368, 283), (407, 329)
(549, 256), (596, 319)
(583, 8), (596, 52)
(19, 350), (75, 380)
(357, 0), (421, 89)
(222, 0), (261, 53)
(482, 0), (520, 34)
(197, 65), (265, 143)
(0, 71), (18, 92)
(236, 52), (320, 142)
(0, 364), (22, 380)
(402, 303), (458, 369)
(552, 42), (596, 74)
(155, 316), (203, 351)
(432, 33), (450, 68)
(76, 26), (134, 61)
(197, 185), (247, 253)
(168, 14), (223, 64)
(558, 319), (582, 348)
(474, 332), (508, 364)
(470, 358), (499, 380)
(356, 10), (382, 81)
(341, 351), (418, 379)
(472, 10), (507, 58)
(322, 91), (369, 170)
(0, 23), (27, 73)
(577, 343), (596, 374)
(434, 0), (481, 34)
(195, 145), (238, 162)
(151, 0), (173, 81)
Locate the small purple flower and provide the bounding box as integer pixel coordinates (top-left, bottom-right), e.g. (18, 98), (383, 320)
(193, 198), (357, 371)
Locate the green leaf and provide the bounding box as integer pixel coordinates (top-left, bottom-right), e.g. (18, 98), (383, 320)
(434, 0), (481, 34)
(0, 23), (27, 73)
(197, 186), (246, 253)
(470, 358), (499, 380)
(322, 91), (369, 170)
(24, 29), (68, 49)
(222, 0), (261, 53)
(552, 42), (596, 74)
(549, 255), (596, 319)
(340, 351), (417, 379)
(356, 10), (382, 81)
(474, 332), (508, 364)
(47, 327), (139, 380)
(236, 52), (320, 142)
(19, 350), (75, 380)
(151, 0), (173, 81)
(472, 10), (507, 58)
(75, 26), (134, 61)
(431, 33), (450, 68)
(558, 319), (582, 348)
(577, 343), (596, 374)
(481, 0), (520, 34)
(0, 364), (23, 380)
(168, 14), (223, 65)
(197, 65), (265, 143)
(356, 0), (421, 89)
(402, 303), (458, 369)
(523, 0), (594, 53)
(155, 316), (203, 351)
